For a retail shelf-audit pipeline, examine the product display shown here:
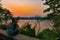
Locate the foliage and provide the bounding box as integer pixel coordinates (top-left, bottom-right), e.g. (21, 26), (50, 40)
(0, 24), (7, 30)
(53, 15), (60, 34)
(0, 4), (13, 24)
(47, 13), (57, 20)
(43, 0), (60, 34)
(19, 23), (35, 37)
(42, 0), (60, 39)
(43, 0), (60, 21)
(43, 0), (60, 25)
(37, 28), (57, 40)
(53, 15), (60, 27)
(43, 0), (60, 14)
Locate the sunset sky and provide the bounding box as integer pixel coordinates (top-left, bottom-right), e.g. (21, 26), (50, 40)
(1, 0), (48, 17)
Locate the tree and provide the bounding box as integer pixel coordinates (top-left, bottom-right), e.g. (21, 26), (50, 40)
(0, 7), (13, 24)
(43, 0), (60, 20)
(43, 0), (60, 14)
(0, 0), (13, 24)
(42, 0), (60, 33)
(3, 8), (13, 24)
(0, 3), (13, 25)
(0, 5), (4, 24)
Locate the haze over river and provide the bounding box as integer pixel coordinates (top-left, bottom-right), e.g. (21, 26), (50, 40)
(17, 20), (52, 33)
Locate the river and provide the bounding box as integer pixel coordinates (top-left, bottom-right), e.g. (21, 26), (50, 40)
(17, 20), (52, 33)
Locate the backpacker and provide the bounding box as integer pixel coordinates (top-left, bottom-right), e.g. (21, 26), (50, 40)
(7, 23), (18, 36)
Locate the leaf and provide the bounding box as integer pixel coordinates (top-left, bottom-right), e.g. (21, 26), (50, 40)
(44, 8), (50, 12)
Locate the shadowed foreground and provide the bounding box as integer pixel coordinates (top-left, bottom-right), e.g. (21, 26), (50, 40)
(0, 33), (15, 40)
(0, 29), (40, 40)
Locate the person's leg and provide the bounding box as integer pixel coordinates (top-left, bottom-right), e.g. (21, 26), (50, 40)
(13, 30), (19, 36)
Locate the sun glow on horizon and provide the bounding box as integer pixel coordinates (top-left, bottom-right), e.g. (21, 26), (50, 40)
(2, 0), (48, 17)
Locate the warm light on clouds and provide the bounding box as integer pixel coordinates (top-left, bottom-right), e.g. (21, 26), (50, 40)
(2, 0), (47, 17)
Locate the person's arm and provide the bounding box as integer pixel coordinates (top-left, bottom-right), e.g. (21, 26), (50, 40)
(16, 24), (19, 29)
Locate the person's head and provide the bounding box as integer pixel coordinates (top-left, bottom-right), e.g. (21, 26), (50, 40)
(11, 18), (17, 23)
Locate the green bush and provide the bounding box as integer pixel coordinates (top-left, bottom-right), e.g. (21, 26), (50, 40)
(36, 28), (57, 40)
(19, 23), (35, 37)
(0, 24), (7, 30)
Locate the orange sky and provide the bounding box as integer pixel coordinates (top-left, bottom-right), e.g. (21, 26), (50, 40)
(2, 0), (48, 17)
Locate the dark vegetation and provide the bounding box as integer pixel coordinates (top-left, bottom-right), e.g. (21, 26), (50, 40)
(37, 28), (58, 40)
(19, 23), (35, 37)
(0, 24), (7, 30)
(0, 0), (60, 40)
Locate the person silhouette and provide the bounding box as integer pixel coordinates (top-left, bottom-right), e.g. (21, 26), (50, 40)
(7, 18), (19, 36)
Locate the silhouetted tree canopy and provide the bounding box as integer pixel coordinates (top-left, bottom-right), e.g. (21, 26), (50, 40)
(43, 0), (60, 20)
(43, 0), (60, 31)
(0, 5), (13, 24)
(42, 0), (60, 39)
